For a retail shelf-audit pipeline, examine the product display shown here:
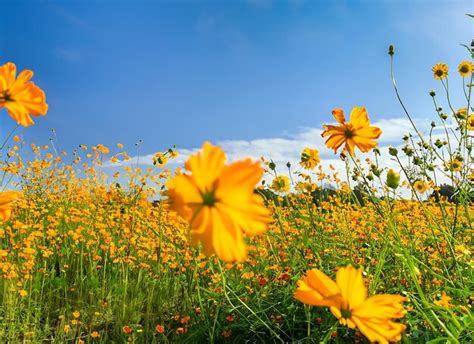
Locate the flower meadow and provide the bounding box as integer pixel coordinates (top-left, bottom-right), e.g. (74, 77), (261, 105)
(0, 40), (473, 344)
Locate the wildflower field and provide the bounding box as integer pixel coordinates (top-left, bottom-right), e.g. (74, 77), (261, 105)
(0, 36), (473, 344)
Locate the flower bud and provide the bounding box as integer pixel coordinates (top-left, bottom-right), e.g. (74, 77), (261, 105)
(386, 169), (400, 189)
(388, 45), (395, 56)
(389, 147), (398, 156)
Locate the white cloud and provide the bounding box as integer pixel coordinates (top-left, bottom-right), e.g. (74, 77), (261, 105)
(105, 116), (433, 169)
(103, 115), (464, 199)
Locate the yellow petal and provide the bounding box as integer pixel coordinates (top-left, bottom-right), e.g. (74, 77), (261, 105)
(166, 175), (201, 220)
(0, 191), (21, 206)
(210, 206), (247, 262)
(349, 107), (369, 129)
(335, 265), (367, 310)
(353, 294), (406, 319)
(352, 317), (406, 344)
(184, 142), (226, 192)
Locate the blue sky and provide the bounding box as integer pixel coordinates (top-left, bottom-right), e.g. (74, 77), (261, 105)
(0, 0), (472, 162)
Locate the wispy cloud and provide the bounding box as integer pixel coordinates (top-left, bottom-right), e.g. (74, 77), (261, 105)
(47, 3), (92, 32)
(53, 47), (84, 64)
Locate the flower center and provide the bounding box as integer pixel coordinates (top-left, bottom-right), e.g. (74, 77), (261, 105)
(344, 128), (354, 138)
(201, 191), (216, 206)
(341, 308), (352, 319)
(0, 90), (13, 102)
(435, 69), (444, 77)
(460, 65), (469, 73)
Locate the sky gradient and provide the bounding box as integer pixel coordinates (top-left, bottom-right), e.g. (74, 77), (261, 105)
(0, 0), (472, 161)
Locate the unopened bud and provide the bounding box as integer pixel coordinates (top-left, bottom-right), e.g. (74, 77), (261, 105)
(389, 147), (398, 156)
(388, 45), (395, 56)
(386, 169), (400, 189)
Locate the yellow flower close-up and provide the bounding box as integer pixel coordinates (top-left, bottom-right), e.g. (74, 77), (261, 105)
(295, 265), (407, 344)
(467, 114), (474, 130)
(0, 62), (48, 126)
(271, 175), (290, 193)
(299, 148), (320, 170)
(321, 107), (382, 156)
(458, 61), (473, 77)
(414, 180), (430, 193)
(166, 142), (271, 262)
(432, 63), (448, 80)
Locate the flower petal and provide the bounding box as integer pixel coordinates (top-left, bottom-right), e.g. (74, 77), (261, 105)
(336, 265), (367, 310)
(352, 316), (406, 344)
(332, 108), (346, 124)
(349, 107), (369, 129)
(184, 142), (226, 193)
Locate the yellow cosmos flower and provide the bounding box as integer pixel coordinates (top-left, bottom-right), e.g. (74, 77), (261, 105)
(0, 62), (48, 126)
(300, 148), (320, 169)
(467, 115), (474, 131)
(432, 63), (448, 80)
(321, 107), (382, 156)
(446, 158), (462, 172)
(166, 142), (271, 262)
(414, 180), (429, 193)
(295, 266), (406, 344)
(458, 61), (473, 77)
(0, 191), (21, 221)
(271, 175), (290, 193)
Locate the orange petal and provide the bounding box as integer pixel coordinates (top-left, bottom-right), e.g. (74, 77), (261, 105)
(335, 265), (367, 310)
(294, 269), (342, 307)
(332, 108), (346, 124)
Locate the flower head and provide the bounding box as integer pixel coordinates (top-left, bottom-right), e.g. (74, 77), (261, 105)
(295, 266), (406, 344)
(414, 180), (429, 193)
(432, 63), (448, 80)
(458, 61), (473, 77)
(0, 191), (21, 221)
(446, 158), (462, 172)
(300, 148), (320, 169)
(321, 107), (382, 156)
(467, 114), (474, 131)
(271, 175), (290, 193)
(166, 142), (271, 262)
(0, 62), (48, 126)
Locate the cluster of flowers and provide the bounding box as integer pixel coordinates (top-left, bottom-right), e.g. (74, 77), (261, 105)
(1, 53), (472, 342)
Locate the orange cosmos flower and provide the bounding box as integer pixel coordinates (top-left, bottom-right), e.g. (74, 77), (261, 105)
(295, 265), (406, 344)
(0, 62), (48, 126)
(0, 191), (21, 221)
(322, 107), (382, 156)
(166, 142), (271, 262)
